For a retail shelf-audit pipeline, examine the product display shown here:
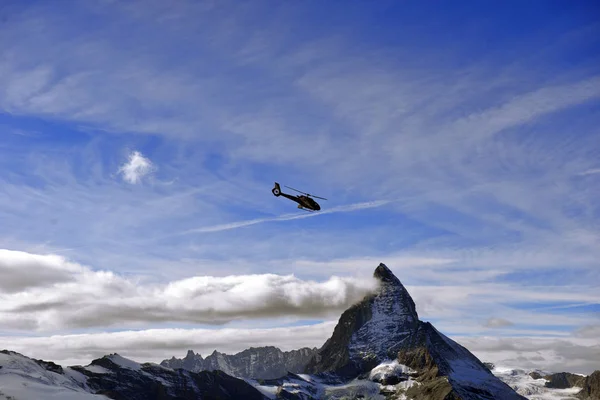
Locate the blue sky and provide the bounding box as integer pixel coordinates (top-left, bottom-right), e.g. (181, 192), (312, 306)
(1, 0), (599, 373)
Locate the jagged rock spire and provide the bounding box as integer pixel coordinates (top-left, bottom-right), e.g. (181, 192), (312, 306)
(305, 263), (420, 376)
(348, 263), (419, 361)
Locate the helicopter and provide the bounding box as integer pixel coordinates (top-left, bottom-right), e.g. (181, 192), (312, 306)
(272, 182), (327, 211)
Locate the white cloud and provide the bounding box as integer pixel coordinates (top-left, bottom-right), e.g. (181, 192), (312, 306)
(574, 325), (600, 338)
(0, 249), (82, 293)
(1, 249), (597, 346)
(118, 150), (155, 184)
(0, 249), (378, 331)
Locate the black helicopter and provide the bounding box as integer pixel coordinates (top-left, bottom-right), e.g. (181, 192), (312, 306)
(272, 182), (327, 211)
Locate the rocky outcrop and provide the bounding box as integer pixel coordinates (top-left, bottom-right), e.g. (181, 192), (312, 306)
(161, 346), (318, 379)
(578, 370), (600, 400)
(529, 371), (543, 380)
(483, 362), (495, 371)
(544, 371), (586, 389)
(161, 349), (204, 371)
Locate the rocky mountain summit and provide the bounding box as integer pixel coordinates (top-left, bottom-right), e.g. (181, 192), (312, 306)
(161, 346), (317, 379)
(305, 263), (420, 377)
(285, 263), (527, 399)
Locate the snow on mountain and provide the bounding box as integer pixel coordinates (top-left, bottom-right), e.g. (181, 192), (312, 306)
(103, 354), (142, 371)
(425, 325), (531, 400)
(1, 350), (266, 400)
(247, 359), (419, 399)
(369, 359), (416, 384)
(491, 367), (582, 400)
(0, 350), (108, 399)
(73, 353), (266, 399)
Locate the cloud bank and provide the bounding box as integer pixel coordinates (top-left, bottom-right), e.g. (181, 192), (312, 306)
(1, 322), (338, 367)
(0, 249), (378, 331)
(2, 323), (599, 375)
(455, 336), (600, 375)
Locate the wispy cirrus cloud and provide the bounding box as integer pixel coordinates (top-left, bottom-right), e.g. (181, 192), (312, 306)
(176, 200), (393, 235)
(484, 318), (515, 329)
(578, 168), (600, 176)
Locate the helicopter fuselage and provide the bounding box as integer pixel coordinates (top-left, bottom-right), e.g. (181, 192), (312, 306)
(272, 182), (321, 211)
(281, 193), (321, 211)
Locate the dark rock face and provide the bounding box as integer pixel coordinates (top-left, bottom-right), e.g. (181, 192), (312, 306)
(578, 370), (600, 400)
(529, 371), (543, 380)
(483, 362), (495, 371)
(33, 358), (64, 374)
(304, 263), (527, 399)
(71, 354), (266, 400)
(544, 371), (586, 389)
(161, 346), (318, 379)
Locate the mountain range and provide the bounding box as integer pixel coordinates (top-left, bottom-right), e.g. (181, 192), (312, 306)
(160, 347), (317, 380)
(1, 263), (598, 399)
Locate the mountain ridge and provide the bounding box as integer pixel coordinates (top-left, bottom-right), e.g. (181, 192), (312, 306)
(160, 346), (318, 379)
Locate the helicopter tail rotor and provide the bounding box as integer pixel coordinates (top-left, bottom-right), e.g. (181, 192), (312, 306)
(272, 182), (282, 196)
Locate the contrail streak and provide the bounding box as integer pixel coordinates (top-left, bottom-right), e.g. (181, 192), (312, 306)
(179, 200), (393, 235)
(578, 168), (600, 176)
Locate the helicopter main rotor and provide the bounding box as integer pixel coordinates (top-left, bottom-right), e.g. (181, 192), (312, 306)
(284, 185), (328, 200)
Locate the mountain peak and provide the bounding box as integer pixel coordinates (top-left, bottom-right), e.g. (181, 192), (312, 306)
(305, 263), (526, 399)
(305, 263), (420, 376)
(373, 263), (397, 283)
